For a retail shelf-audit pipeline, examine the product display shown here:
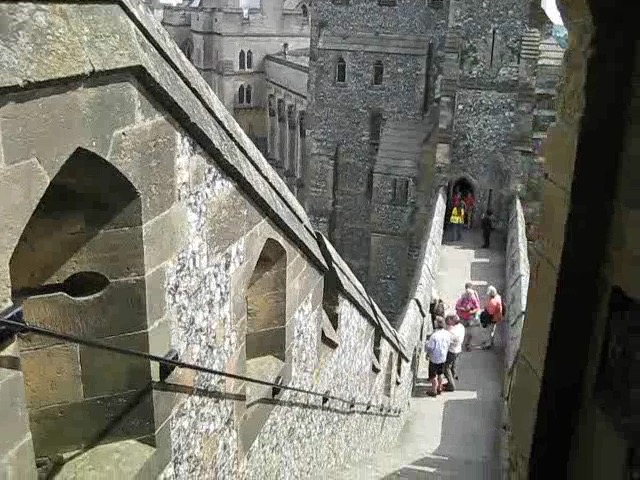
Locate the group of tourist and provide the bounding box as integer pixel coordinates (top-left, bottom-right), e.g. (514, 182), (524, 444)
(425, 283), (504, 396)
(448, 189), (495, 248)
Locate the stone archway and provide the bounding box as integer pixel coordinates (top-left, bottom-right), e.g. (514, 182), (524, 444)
(10, 148), (156, 476)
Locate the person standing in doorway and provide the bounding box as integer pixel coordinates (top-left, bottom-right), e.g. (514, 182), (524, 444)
(464, 192), (475, 229)
(481, 209), (494, 248)
(452, 189), (462, 208)
(449, 204), (464, 241)
(444, 314), (465, 391)
(426, 316), (451, 397)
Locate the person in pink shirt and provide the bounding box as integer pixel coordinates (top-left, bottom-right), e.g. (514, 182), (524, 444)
(481, 285), (504, 349)
(455, 283), (481, 351)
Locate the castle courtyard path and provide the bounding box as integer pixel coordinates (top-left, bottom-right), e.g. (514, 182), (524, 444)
(329, 229), (505, 479)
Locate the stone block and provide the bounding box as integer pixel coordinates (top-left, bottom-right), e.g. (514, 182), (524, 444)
(508, 356), (542, 462)
(1, 82), (136, 172)
(0, 370), (32, 456)
(80, 331), (152, 399)
(0, 4), (93, 88)
(537, 178), (569, 268)
(28, 390), (155, 457)
(43, 226), (145, 284)
(145, 266), (167, 326)
(0, 434), (37, 480)
(143, 205), (189, 272)
(0, 160), (49, 298)
(518, 254), (557, 377)
(543, 124), (577, 192)
(108, 118), (178, 222)
(21, 343), (83, 409)
(246, 327), (286, 361)
(20, 276), (148, 349)
(135, 415), (173, 480)
(206, 188), (263, 258)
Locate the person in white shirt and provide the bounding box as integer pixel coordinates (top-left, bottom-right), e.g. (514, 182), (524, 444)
(426, 316), (452, 396)
(444, 313), (465, 391)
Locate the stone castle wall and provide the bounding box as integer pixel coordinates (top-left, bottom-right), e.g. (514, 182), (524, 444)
(503, 197), (530, 372)
(0, 2), (445, 478)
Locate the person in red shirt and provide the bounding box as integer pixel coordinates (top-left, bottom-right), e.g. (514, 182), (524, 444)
(452, 190), (461, 208)
(481, 285), (503, 349)
(464, 192), (475, 229)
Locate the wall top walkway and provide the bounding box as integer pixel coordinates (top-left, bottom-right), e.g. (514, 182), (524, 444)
(332, 229), (506, 478)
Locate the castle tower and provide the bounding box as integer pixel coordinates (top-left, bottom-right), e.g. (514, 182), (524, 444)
(305, 0), (448, 322)
(437, 0), (554, 227)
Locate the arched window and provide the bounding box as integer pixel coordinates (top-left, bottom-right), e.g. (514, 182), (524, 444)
(245, 239), (287, 394)
(238, 85), (245, 104)
(373, 60), (384, 85)
(245, 85), (252, 104)
(239, 49), (246, 70)
(336, 57), (346, 84)
(246, 50), (253, 69)
(301, 4), (308, 17)
(10, 148), (157, 468)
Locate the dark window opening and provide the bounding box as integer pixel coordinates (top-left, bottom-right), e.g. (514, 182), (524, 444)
(277, 99), (285, 122)
(268, 95), (275, 117)
(301, 4), (308, 17)
(392, 178), (409, 204)
(490, 28), (497, 69)
(423, 39), (434, 113)
(239, 49), (246, 70)
(238, 85), (245, 104)
(336, 57), (346, 83)
(384, 354), (393, 396)
(246, 50), (253, 69)
(373, 61), (384, 85)
(245, 85), (252, 104)
(369, 110), (383, 148)
(299, 111), (306, 137)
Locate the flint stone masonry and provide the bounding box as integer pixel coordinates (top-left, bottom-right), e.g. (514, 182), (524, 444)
(305, 0), (447, 323)
(0, 2), (445, 477)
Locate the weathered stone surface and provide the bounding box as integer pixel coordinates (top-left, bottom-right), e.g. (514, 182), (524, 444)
(143, 204), (189, 272)
(79, 331), (152, 399)
(0, 434), (37, 480)
(0, 4), (93, 87)
(0, 159), (49, 302)
(0, 370), (32, 456)
(108, 118), (178, 222)
(1, 82), (137, 172)
(28, 391), (155, 457)
(206, 187), (263, 258)
(21, 343), (83, 409)
(145, 266), (167, 325)
(20, 276), (148, 349)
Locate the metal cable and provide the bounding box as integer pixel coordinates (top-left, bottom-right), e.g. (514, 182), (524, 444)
(0, 317), (401, 415)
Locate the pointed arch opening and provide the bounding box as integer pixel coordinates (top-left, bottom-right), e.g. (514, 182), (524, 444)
(238, 84), (245, 104)
(239, 49), (246, 70)
(246, 49), (253, 69)
(245, 84), (252, 105)
(301, 4), (308, 17)
(10, 148), (155, 473)
(244, 239), (287, 403)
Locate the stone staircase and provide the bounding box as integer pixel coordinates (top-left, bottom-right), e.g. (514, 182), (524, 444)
(520, 28), (541, 62)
